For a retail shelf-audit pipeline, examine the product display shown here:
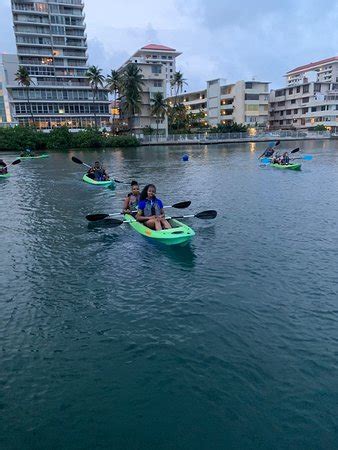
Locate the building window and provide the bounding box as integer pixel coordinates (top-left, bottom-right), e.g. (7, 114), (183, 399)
(294, 109), (298, 114)
(302, 108), (308, 114)
(286, 110), (292, 115)
(303, 85), (309, 94)
(296, 86), (301, 93)
(153, 80), (162, 87)
(276, 89), (285, 97)
(291, 99), (296, 104)
(245, 82), (253, 89)
(289, 88), (293, 94)
(302, 97), (309, 103)
(151, 65), (161, 74)
(245, 94), (259, 100)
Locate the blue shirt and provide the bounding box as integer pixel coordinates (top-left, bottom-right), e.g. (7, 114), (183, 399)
(138, 198), (163, 212)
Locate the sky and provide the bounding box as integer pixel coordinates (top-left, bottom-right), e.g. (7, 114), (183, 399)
(1, 0), (338, 91)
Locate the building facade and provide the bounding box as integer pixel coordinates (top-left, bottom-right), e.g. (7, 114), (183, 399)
(168, 79), (270, 128)
(0, 54), (19, 126)
(269, 57), (338, 132)
(8, 0), (110, 129)
(118, 44), (181, 135)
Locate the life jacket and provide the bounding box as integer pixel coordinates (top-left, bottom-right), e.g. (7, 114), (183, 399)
(127, 193), (140, 210)
(140, 198), (162, 217)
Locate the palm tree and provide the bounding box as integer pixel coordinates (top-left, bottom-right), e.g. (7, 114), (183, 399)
(106, 69), (120, 134)
(151, 92), (167, 140)
(170, 71), (187, 106)
(15, 66), (35, 126)
(86, 65), (105, 128)
(120, 63), (144, 132)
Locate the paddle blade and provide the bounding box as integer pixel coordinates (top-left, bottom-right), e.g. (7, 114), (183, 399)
(86, 213), (109, 222)
(261, 158), (271, 164)
(303, 155), (313, 161)
(72, 156), (83, 165)
(291, 148), (300, 154)
(172, 201), (191, 209)
(113, 178), (124, 184)
(275, 140), (280, 146)
(12, 159), (21, 166)
(195, 210), (217, 220)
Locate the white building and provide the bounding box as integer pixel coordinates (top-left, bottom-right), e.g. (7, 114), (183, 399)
(0, 54), (18, 126)
(168, 79), (270, 128)
(118, 44), (181, 135)
(8, 0), (110, 130)
(269, 56), (338, 132)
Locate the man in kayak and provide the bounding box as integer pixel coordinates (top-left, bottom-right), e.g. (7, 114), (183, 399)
(0, 159), (8, 175)
(136, 184), (171, 230)
(259, 142), (277, 159)
(20, 148), (35, 157)
(123, 180), (140, 214)
(87, 161), (109, 181)
(280, 152), (290, 165)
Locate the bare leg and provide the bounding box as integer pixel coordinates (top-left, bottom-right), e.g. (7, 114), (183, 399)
(160, 218), (172, 229)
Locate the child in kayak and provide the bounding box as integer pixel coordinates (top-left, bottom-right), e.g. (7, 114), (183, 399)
(136, 184), (171, 230)
(87, 161), (109, 181)
(123, 180), (140, 214)
(0, 159), (8, 175)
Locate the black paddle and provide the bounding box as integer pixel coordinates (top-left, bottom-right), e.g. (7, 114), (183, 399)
(5, 159), (21, 168)
(86, 201), (192, 222)
(71, 156), (124, 184)
(94, 210), (217, 227)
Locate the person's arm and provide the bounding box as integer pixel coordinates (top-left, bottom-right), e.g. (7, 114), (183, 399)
(123, 196), (130, 213)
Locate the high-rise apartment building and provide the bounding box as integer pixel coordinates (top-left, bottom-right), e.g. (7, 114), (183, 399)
(8, 0), (110, 129)
(269, 56), (338, 132)
(118, 44), (181, 135)
(0, 54), (19, 126)
(168, 79), (270, 128)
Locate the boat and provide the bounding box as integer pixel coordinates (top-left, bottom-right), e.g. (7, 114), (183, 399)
(0, 173), (11, 179)
(124, 214), (195, 246)
(270, 163), (301, 171)
(82, 173), (115, 187)
(19, 154), (49, 160)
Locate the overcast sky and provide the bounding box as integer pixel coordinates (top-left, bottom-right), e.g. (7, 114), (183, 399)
(1, 0), (338, 91)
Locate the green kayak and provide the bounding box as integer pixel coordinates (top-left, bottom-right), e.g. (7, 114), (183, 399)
(0, 173), (11, 179)
(124, 214), (195, 246)
(19, 154), (49, 160)
(270, 163), (301, 171)
(82, 173), (115, 187)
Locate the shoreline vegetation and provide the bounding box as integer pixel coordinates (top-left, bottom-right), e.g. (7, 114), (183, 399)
(0, 126), (139, 152)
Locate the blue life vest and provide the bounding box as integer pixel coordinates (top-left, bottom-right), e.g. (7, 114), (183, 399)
(138, 198), (163, 217)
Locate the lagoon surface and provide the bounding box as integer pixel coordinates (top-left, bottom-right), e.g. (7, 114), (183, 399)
(1, 140), (338, 449)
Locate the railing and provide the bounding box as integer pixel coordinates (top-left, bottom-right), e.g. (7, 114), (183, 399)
(140, 130), (331, 144)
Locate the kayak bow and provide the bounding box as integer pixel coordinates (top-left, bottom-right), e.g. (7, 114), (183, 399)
(19, 154), (49, 160)
(82, 173), (115, 187)
(270, 163), (301, 171)
(124, 214), (195, 245)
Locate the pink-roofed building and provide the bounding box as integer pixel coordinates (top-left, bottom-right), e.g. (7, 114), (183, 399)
(269, 57), (338, 132)
(118, 44), (182, 136)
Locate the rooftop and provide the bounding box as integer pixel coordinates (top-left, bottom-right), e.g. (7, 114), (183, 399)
(287, 56), (338, 75)
(141, 44), (176, 52)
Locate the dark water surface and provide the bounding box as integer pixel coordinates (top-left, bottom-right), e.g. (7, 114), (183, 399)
(1, 140), (338, 449)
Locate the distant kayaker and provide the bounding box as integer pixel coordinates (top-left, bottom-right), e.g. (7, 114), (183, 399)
(123, 180), (140, 214)
(259, 141), (277, 159)
(136, 184), (172, 230)
(280, 152), (290, 165)
(20, 148), (35, 157)
(0, 159), (8, 175)
(87, 161), (109, 181)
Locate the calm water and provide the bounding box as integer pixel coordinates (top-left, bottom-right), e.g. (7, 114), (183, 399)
(1, 140), (338, 449)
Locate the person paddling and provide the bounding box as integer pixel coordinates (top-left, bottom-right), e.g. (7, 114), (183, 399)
(0, 159), (8, 175)
(280, 152), (290, 165)
(87, 161), (109, 181)
(259, 141), (278, 159)
(136, 184), (171, 230)
(123, 180), (140, 214)
(20, 148), (35, 157)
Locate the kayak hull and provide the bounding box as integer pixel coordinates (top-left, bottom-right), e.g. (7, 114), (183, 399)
(124, 214), (195, 246)
(0, 173), (11, 179)
(82, 173), (115, 187)
(270, 163), (301, 171)
(20, 154), (49, 160)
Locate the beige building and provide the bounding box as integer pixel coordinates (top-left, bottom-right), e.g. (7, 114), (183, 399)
(168, 79), (270, 128)
(118, 44), (181, 135)
(269, 56), (338, 132)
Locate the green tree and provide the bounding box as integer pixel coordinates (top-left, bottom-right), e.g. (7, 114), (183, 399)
(170, 71), (187, 106)
(86, 65), (105, 129)
(120, 63), (144, 132)
(15, 66), (35, 126)
(106, 69), (121, 134)
(151, 92), (167, 139)
(313, 124), (328, 131)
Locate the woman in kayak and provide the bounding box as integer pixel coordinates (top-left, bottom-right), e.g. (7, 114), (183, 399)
(0, 159), (8, 175)
(123, 180), (140, 214)
(136, 184), (172, 230)
(259, 141), (278, 159)
(87, 161), (109, 181)
(20, 148), (35, 157)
